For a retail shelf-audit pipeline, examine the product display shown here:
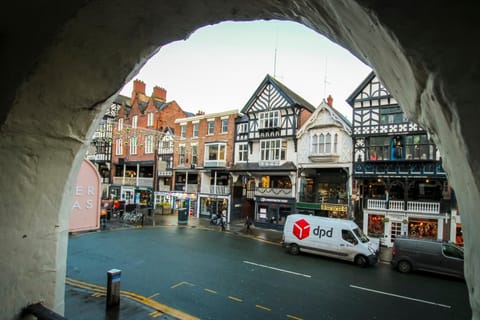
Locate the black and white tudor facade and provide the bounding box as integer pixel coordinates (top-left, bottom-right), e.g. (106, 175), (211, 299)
(230, 75), (315, 229)
(348, 72), (460, 247)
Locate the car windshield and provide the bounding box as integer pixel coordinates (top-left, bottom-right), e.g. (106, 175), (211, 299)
(353, 228), (369, 243)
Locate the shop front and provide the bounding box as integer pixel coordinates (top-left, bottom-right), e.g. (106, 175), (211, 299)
(197, 193), (230, 222)
(364, 211), (445, 247)
(169, 191), (197, 216)
(296, 202), (348, 219)
(255, 197), (295, 230)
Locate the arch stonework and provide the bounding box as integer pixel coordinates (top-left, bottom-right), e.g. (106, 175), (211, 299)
(1, 1), (478, 318)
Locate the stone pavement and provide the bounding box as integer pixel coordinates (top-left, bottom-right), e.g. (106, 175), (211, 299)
(66, 213), (392, 319)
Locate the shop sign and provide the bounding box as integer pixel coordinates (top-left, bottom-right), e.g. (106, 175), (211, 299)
(321, 203), (347, 212)
(69, 159), (101, 232)
(259, 197), (289, 203)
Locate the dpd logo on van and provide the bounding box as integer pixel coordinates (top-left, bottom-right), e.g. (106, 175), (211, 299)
(293, 218), (310, 240)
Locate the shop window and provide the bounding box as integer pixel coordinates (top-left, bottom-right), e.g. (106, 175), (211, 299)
(408, 219), (437, 239)
(368, 215), (385, 237)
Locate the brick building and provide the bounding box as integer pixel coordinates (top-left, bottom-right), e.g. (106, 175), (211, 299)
(110, 80), (191, 206)
(173, 109), (239, 221)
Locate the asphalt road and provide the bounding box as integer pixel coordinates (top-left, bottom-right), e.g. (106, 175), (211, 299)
(67, 226), (471, 319)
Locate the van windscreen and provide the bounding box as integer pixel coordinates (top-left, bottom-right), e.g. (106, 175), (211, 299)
(353, 228), (369, 243)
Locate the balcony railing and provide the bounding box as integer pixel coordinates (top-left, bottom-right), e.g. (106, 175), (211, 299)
(367, 199), (440, 214)
(112, 176), (153, 187)
(199, 185), (231, 195)
(255, 188), (293, 198)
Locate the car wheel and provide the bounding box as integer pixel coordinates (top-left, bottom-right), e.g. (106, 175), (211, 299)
(397, 260), (412, 273)
(355, 255), (368, 267)
(288, 244), (300, 255)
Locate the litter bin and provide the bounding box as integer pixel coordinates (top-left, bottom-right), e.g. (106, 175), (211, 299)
(178, 208), (188, 225)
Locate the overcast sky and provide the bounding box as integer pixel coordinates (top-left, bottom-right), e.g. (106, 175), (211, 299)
(120, 20), (372, 121)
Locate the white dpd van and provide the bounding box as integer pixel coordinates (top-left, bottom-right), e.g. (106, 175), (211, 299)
(283, 214), (380, 267)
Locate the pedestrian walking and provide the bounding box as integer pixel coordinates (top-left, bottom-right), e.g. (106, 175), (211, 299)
(245, 216), (253, 233)
(220, 209), (226, 231)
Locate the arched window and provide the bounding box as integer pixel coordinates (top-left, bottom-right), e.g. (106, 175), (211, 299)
(334, 133), (338, 153)
(325, 133), (332, 153)
(319, 134), (325, 153)
(312, 134), (318, 153)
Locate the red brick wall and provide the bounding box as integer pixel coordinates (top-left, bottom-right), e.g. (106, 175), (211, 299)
(173, 113), (237, 168)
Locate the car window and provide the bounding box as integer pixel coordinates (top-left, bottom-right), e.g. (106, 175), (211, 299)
(442, 244), (464, 259)
(352, 228), (369, 243)
(342, 229), (358, 245)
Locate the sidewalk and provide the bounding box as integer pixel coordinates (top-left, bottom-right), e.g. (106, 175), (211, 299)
(66, 213), (392, 319)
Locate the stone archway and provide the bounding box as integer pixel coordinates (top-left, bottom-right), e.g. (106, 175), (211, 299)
(1, 1), (478, 318)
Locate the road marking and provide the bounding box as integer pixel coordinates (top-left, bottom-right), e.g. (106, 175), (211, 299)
(91, 292), (103, 297)
(171, 281), (194, 289)
(149, 310), (162, 318)
(204, 288), (218, 294)
(66, 277), (200, 320)
(148, 293), (159, 299)
(228, 296), (243, 302)
(256, 304), (271, 311)
(243, 261), (311, 278)
(349, 284), (451, 308)
(287, 314), (304, 320)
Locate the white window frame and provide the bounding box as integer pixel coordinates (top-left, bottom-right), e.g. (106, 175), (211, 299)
(204, 143), (226, 166)
(312, 134), (318, 153)
(191, 144), (198, 165)
(179, 144), (186, 165)
(221, 118), (228, 133)
(192, 122), (199, 137)
(259, 111), (279, 129)
(180, 124), (187, 138)
(147, 112), (154, 127)
(117, 118), (123, 131)
(260, 139), (286, 163)
(145, 135), (154, 154)
(208, 120), (215, 135)
(129, 136), (137, 155)
(238, 143), (248, 162)
(115, 138), (123, 155)
(132, 115), (138, 129)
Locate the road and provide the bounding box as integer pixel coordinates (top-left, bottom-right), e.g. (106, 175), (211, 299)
(67, 226), (471, 319)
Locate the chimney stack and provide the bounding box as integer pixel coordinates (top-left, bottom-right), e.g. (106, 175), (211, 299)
(327, 95), (333, 107)
(133, 79), (146, 94)
(153, 86), (167, 102)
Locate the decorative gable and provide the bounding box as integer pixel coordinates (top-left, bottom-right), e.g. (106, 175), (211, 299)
(243, 81), (292, 114)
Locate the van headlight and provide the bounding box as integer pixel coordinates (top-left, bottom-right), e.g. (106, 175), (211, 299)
(368, 246), (376, 255)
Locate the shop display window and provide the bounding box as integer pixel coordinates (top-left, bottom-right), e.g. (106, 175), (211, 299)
(368, 215), (385, 237)
(408, 219), (437, 239)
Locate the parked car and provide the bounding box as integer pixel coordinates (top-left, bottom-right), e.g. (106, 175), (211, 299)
(391, 237), (464, 279)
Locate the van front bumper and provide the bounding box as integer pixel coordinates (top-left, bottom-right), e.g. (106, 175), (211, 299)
(368, 254), (378, 266)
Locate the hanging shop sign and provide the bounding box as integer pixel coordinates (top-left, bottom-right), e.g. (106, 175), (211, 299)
(69, 159), (101, 232)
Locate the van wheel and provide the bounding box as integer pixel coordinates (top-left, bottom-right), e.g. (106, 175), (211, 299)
(288, 244), (300, 255)
(397, 260), (412, 273)
(354, 255), (367, 267)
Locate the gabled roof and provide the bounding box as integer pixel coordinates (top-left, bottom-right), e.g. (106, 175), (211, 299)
(241, 74), (316, 114)
(114, 94), (131, 106)
(346, 71), (375, 107)
(297, 99), (351, 138)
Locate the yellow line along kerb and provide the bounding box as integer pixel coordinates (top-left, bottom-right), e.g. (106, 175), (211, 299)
(66, 277), (199, 320)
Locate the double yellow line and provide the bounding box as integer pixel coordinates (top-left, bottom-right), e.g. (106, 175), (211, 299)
(66, 277), (199, 320)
